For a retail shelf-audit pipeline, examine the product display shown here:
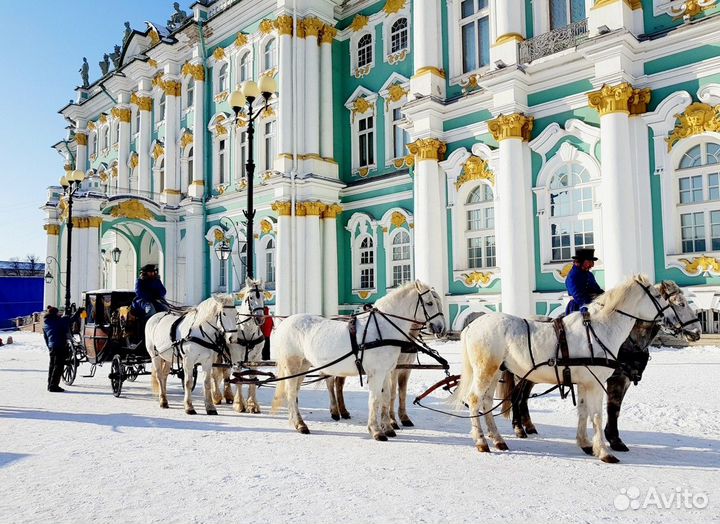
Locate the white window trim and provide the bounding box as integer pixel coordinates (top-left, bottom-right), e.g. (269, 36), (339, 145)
(350, 29), (375, 78)
(379, 74), (411, 166)
(532, 0), (593, 36)
(215, 61), (230, 96)
(208, 113), (232, 190)
(383, 11), (411, 64)
(346, 213), (378, 297)
(180, 142), (193, 195)
(260, 114), (277, 173)
(182, 76), (195, 113)
(345, 88), (379, 175)
(447, 0), (494, 84)
(237, 49), (254, 84)
(132, 106), (141, 139)
(152, 154), (165, 195)
(257, 234), (277, 289)
(379, 208), (414, 289)
(154, 92), (166, 129)
(260, 35), (278, 75)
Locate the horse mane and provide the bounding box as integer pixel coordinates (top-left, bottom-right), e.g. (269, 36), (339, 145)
(592, 274), (652, 316)
(195, 293), (234, 319)
(374, 281), (421, 310)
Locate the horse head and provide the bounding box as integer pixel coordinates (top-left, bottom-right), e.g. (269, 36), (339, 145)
(239, 277), (266, 326)
(657, 281), (702, 341)
(413, 280), (447, 337)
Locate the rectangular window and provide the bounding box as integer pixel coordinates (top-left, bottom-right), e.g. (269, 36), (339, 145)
(681, 212), (706, 253)
(711, 211), (720, 251)
(239, 131), (247, 179)
(219, 260), (226, 288)
(187, 81), (194, 108)
(460, 0), (490, 73)
(264, 121), (276, 170)
(392, 264), (412, 287)
(359, 115), (374, 167)
(218, 139), (226, 184)
(468, 237), (483, 268)
(392, 108), (409, 160)
(360, 268), (374, 289)
(266, 252), (275, 285)
(709, 173), (719, 200)
(551, 223), (572, 261)
(550, 0), (586, 29)
(679, 176), (703, 204)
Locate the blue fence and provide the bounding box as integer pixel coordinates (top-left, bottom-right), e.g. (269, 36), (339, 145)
(0, 277), (44, 329)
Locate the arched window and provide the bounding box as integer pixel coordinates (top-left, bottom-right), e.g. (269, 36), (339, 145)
(390, 18), (408, 54)
(358, 34), (373, 68)
(102, 126), (110, 150)
(218, 63), (229, 92)
(466, 184), (496, 268)
(390, 229), (412, 286)
(91, 132), (98, 157)
(158, 93), (166, 122)
(134, 107), (141, 135)
(264, 39), (277, 71)
(112, 121), (119, 145)
(186, 77), (195, 108)
(265, 238), (276, 288)
(239, 52), (251, 82)
(550, 0), (586, 30)
(359, 236), (375, 289)
(218, 138), (227, 184)
(677, 141), (720, 253)
(549, 163), (594, 261)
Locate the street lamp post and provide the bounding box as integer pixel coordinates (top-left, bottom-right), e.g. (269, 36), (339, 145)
(229, 75), (277, 279)
(213, 216), (247, 288)
(59, 169), (85, 313)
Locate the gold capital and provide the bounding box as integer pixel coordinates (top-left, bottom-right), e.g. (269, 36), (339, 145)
(304, 17), (324, 39)
(271, 201), (292, 216)
(131, 92), (153, 111)
(76, 133), (88, 146)
(44, 224), (60, 235)
(180, 132), (193, 148)
(64, 163), (72, 172)
(163, 80), (182, 97)
(488, 113), (534, 142)
(295, 202), (307, 216)
(383, 0), (407, 14)
(111, 107), (132, 123)
(212, 47), (226, 61)
(295, 19), (306, 38)
(407, 138), (447, 161)
(260, 19), (276, 35)
(320, 25), (337, 44)
(182, 62), (206, 81)
(587, 82), (634, 116)
(322, 203), (343, 219)
(628, 88), (652, 115)
(303, 201), (328, 216)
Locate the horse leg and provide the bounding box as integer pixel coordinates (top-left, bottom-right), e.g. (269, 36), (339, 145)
(335, 376), (351, 419)
(520, 380), (538, 435)
(467, 363), (500, 452)
(575, 384), (593, 454)
(326, 376), (340, 421)
(397, 369), (413, 427)
(389, 369), (400, 430)
(183, 358), (197, 415)
(587, 383), (618, 463)
(482, 373), (508, 450)
(380, 373), (396, 438)
(211, 366), (224, 405)
(366, 372), (387, 441)
(223, 367), (234, 404)
(511, 379), (528, 438)
(247, 383), (261, 413)
(151, 356), (169, 408)
(234, 383), (246, 413)
(605, 373), (632, 452)
(284, 356), (310, 433)
(203, 358), (218, 415)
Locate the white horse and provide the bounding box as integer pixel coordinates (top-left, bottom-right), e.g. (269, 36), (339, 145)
(146, 294), (237, 415)
(455, 275), (682, 463)
(211, 279), (266, 413)
(272, 281), (447, 440)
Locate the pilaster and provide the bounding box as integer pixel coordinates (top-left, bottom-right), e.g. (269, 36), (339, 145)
(272, 201), (293, 315)
(491, 0), (525, 66)
(113, 104), (132, 192)
(133, 89), (153, 193)
(322, 204), (342, 317)
(320, 25), (336, 162)
(410, 0), (445, 98)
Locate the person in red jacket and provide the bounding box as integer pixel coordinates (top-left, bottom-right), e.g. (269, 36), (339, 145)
(261, 306), (273, 360)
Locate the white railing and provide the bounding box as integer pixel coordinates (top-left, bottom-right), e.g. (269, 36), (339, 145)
(518, 19), (589, 64)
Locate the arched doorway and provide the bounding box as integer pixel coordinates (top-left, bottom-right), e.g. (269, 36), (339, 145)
(101, 222), (164, 291)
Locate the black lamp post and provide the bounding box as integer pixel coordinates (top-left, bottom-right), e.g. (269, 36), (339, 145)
(59, 169), (85, 313)
(44, 256), (64, 286)
(229, 75), (277, 279)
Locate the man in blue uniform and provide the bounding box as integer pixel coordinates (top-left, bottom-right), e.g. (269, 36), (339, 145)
(132, 264), (169, 317)
(565, 248), (604, 314)
(43, 306), (82, 392)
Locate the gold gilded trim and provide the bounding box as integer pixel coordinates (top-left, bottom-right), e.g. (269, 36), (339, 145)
(407, 138), (447, 161)
(271, 201), (292, 216)
(456, 156), (495, 189)
(488, 113), (534, 142)
(350, 15), (369, 32)
(44, 224), (60, 235)
(587, 82), (634, 116)
(111, 107), (132, 123)
(666, 102), (720, 150)
(76, 133), (88, 146)
(322, 203), (343, 219)
(494, 33), (524, 46)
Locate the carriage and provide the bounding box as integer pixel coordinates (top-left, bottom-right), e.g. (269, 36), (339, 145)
(62, 289), (195, 397)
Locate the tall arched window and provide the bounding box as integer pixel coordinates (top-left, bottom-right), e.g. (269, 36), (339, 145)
(134, 107), (141, 134)
(218, 138), (227, 184)
(677, 141), (720, 253)
(390, 18), (408, 54)
(550, 0), (586, 30)
(466, 184), (496, 268)
(265, 238), (276, 288)
(112, 121), (119, 145)
(359, 236), (375, 289)
(91, 132), (98, 156)
(264, 39), (277, 70)
(102, 126), (110, 150)
(390, 229), (412, 286)
(186, 77), (195, 108)
(358, 34), (373, 68)
(549, 163), (594, 261)
(239, 52), (251, 82)
(218, 63), (229, 92)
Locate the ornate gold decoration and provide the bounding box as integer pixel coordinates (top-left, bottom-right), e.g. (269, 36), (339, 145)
(263, 106), (276, 119)
(463, 271), (493, 287)
(109, 200), (155, 220)
(64, 163), (72, 172)
(99, 114), (108, 125)
(111, 165), (118, 178)
(111, 107), (132, 123)
(182, 62), (206, 81)
(666, 102), (720, 150)
(387, 49), (408, 64)
(295, 19), (306, 38)
(180, 132), (193, 148)
(350, 15), (369, 32)
(354, 64), (372, 79)
(259, 19), (275, 35)
(587, 82), (634, 116)
(413, 66), (445, 79)
(99, 171), (108, 182)
(592, 0), (642, 8)
(456, 156), (495, 189)
(44, 224), (60, 235)
(212, 47), (226, 61)
(152, 143), (165, 160)
(494, 33), (524, 46)
(392, 155), (415, 169)
(131, 93), (153, 111)
(358, 167), (370, 177)
(163, 80), (182, 97)
(214, 91), (229, 103)
(390, 211), (407, 228)
(488, 113), (534, 142)
(351, 97), (373, 122)
(214, 229), (226, 242)
(147, 59), (158, 69)
(58, 198), (69, 222)
(407, 138), (447, 161)
(679, 256), (720, 275)
(320, 25), (337, 44)
(358, 291), (372, 299)
(628, 88), (652, 115)
(149, 28), (160, 46)
(163, 189), (181, 196)
(235, 33), (249, 47)
(76, 133), (88, 146)
(461, 74), (480, 95)
(260, 219), (273, 235)
(271, 201), (292, 216)
(555, 263), (574, 281)
(295, 202), (307, 216)
(152, 72), (165, 89)
(275, 16), (294, 36)
(87, 121), (96, 131)
(304, 17), (324, 38)
(322, 203), (343, 219)
(129, 153), (139, 169)
(73, 217), (103, 229)
(304, 201), (328, 216)
(671, 0), (717, 20)
(264, 291), (273, 300)
(384, 0), (407, 14)
(385, 83), (408, 108)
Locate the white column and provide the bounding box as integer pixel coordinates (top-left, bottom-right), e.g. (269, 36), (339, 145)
(75, 121), (88, 172)
(296, 22), (307, 158)
(70, 221), (86, 306)
(322, 205), (341, 317)
(488, 114), (535, 317)
(588, 0), (642, 36)
(491, 0), (525, 66)
(410, 0), (445, 98)
(163, 78), (181, 205)
(136, 94), (153, 194)
(85, 219), (102, 293)
(272, 202), (292, 315)
(189, 65), (206, 199)
(320, 25), (336, 160)
(115, 105), (131, 192)
(44, 224), (60, 308)
(304, 203), (324, 315)
(409, 139), (448, 296)
(164, 218), (178, 301)
(304, 18), (322, 159)
(295, 203), (307, 312)
(589, 83), (640, 288)
(276, 25), (293, 166)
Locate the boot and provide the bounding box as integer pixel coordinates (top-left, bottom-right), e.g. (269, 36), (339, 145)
(48, 385), (65, 393)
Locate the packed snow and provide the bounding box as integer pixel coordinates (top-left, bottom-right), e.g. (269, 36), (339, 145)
(1, 331), (718, 523)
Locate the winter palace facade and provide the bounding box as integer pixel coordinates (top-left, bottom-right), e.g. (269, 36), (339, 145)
(45, 0), (720, 332)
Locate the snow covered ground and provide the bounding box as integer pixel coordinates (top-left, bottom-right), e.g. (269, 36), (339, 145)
(1, 331), (718, 523)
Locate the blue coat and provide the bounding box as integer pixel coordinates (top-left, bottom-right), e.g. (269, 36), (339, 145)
(43, 315), (72, 353)
(566, 265), (604, 314)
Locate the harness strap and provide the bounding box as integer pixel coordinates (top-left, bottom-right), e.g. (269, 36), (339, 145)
(523, 319), (536, 369)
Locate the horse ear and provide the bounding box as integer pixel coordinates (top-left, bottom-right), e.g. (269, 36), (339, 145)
(245, 277), (253, 288)
(414, 280), (423, 292)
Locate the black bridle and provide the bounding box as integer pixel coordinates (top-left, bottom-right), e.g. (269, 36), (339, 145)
(615, 282), (699, 336)
(237, 284), (265, 327)
(412, 287), (445, 335)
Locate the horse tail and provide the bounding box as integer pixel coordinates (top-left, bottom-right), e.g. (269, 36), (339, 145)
(452, 328), (475, 410)
(498, 369), (515, 419)
(271, 360), (286, 413)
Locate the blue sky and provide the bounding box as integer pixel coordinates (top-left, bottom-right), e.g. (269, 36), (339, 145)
(0, 1), (187, 261)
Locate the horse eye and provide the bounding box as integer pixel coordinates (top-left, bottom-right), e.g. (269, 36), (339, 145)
(427, 301), (434, 307)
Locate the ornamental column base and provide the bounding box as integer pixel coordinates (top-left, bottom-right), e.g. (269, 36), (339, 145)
(161, 190), (182, 207)
(589, 0), (642, 36)
(490, 35), (523, 67)
(409, 68), (446, 100)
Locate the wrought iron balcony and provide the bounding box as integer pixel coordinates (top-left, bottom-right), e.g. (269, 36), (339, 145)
(518, 19), (589, 64)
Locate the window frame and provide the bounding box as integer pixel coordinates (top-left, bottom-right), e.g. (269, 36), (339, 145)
(350, 29), (375, 77)
(262, 117), (277, 172)
(346, 213), (379, 297)
(262, 37), (277, 73)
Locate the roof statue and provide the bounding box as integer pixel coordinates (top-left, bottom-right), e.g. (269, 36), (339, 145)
(109, 45), (122, 69)
(99, 54), (110, 76)
(79, 57), (89, 88)
(123, 21), (132, 44)
(167, 2), (190, 32)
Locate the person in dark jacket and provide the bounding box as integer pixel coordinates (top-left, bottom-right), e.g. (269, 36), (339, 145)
(132, 264), (168, 317)
(43, 306), (81, 392)
(565, 248), (604, 314)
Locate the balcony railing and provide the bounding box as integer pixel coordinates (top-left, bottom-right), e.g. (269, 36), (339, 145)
(207, 0), (243, 17)
(518, 19), (589, 64)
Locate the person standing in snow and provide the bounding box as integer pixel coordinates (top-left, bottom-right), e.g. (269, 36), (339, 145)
(43, 306), (81, 392)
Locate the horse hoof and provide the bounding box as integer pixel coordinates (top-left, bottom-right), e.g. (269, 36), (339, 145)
(251, 406), (261, 414)
(385, 429), (397, 438)
(297, 426), (310, 435)
(610, 440), (630, 452)
(525, 426), (538, 435)
(331, 413), (340, 421)
(341, 412), (351, 420)
(160, 402), (169, 409)
(476, 443), (491, 453)
(391, 422), (400, 430)
(601, 454), (620, 464)
(514, 427), (527, 438)
(581, 446), (594, 456)
(401, 419), (414, 427)
(207, 410), (218, 416)
(374, 434), (388, 442)
(225, 399), (233, 405)
(185, 408), (197, 415)
(495, 442), (509, 451)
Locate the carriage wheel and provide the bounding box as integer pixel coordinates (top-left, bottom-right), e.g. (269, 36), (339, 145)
(110, 355), (124, 398)
(127, 365), (140, 382)
(62, 343), (78, 386)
